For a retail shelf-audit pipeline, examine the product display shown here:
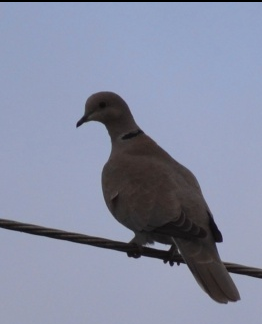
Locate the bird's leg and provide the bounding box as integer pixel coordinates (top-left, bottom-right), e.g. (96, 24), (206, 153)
(126, 234), (146, 259)
(163, 239), (181, 266)
(126, 243), (143, 259)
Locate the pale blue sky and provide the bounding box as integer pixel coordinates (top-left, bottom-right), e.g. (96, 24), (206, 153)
(1, 2), (262, 323)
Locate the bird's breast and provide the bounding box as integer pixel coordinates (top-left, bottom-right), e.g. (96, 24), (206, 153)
(101, 156), (182, 231)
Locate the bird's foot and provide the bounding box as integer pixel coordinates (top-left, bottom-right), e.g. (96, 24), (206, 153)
(127, 243), (142, 259)
(163, 244), (181, 266)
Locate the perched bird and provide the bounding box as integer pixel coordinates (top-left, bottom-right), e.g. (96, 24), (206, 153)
(77, 91), (240, 303)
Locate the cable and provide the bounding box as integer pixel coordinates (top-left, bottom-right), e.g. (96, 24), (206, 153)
(0, 218), (261, 278)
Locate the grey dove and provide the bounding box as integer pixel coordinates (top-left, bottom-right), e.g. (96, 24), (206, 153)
(76, 91), (240, 303)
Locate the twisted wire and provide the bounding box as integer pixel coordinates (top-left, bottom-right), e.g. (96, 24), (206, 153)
(0, 218), (261, 279)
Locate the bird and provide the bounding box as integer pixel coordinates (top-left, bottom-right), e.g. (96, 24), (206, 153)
(76, 91), (240, 303)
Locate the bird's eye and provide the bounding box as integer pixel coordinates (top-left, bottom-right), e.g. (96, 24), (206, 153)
(99, 101), (107, 108)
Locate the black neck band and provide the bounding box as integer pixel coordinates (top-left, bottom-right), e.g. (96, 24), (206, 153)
(121, 129), (144, 140)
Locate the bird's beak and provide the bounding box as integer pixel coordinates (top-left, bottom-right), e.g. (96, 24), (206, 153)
(76, 116), (87, 128)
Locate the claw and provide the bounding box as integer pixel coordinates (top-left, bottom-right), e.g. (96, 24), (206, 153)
(127, 243), (142, 259)
(163, 243), (181, 266)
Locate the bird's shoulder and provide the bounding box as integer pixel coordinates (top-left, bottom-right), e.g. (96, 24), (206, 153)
(103, 133), (202, 192)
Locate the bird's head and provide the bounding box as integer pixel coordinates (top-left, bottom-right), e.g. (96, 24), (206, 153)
(76, 91), (132, 127)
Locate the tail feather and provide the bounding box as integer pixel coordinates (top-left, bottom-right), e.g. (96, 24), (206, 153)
(175, 238), (240, 303)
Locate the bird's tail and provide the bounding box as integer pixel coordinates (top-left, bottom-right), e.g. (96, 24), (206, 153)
(175, 238), (240, 303)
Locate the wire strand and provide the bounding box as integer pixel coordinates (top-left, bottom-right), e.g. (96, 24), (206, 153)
(0, 218), (261, 278)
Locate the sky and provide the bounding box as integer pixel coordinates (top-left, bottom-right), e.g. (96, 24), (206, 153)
(1, 2), (262, 323)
